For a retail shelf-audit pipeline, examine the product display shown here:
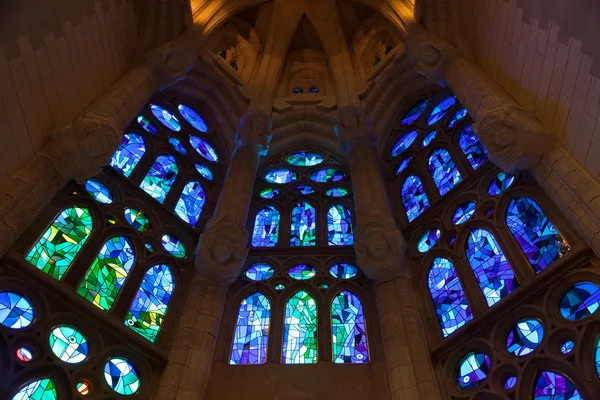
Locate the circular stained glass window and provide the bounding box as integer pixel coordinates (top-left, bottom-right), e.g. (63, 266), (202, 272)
(294, 186), (314, 195)
(161, 234), (187, 259)
(76, 380), (91, 396)
(391, 130), (418, 157)
(427, 96), (456, 125)
(16, 346), (33, 362)
(84, 180), (113, 204)
(168, 137), (187, 155)
(457, 352), (491, 389)
(137, 116), (158, 135)
(560, 340), (575, 355)
(0, 291), (34, 329)
(287, 152), (324, 166)
(245, 264), (275, 281)
(418, 229), (441, 253)
(259, 188), (282, 198)
(559, 282), (600, 320)
(104, 357), (141, 395)
(401, 99), (429, 125)
(288, 264), (316, 280)
(195, 163), (214, 181)
(265, 169), (297, 184)
(395, 157), (412, 175)
(124, 208), (151, 232)
(49, 325), (89, 364)
(326, 188), (348, 197)
(189, 136), (218, 162)
(310, 168), (344, 183)
(150, 104), (181, 132)
(421, 130), (437, 148)
(488, 172), (515, 196)
(506, 318), (544, 356)
(504, 375), (517, 390)
(329, 263), (358, 279)
(178, 104), (208, 132)
(452, 201), (476, 225)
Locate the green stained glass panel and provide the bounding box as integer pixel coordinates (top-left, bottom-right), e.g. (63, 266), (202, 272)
(161, 234), (187, 258)
(332, 290), (369, 363)
(11, 378), (58, 400)
(49, 325), (89, 364)
(283, 290), (317, 364)
(124, 208), (151, 232)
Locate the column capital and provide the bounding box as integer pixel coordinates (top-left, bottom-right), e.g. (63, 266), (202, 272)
(145, 40), (197, 89)
(235, 110), (273, 156)
(334, 106), (376, 151)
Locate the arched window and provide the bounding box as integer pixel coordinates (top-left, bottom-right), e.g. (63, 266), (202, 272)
(327, 204), (354, 246)
(139, 155), (179, 203)
(331, 290), (369, 363)
(290, 201), (316, 246)
(506, 197), (570, 273)
(283, 290), (317, 364)
(251, 206), (280, 247)
(428, 149), (462, 195)
(458, 125), (487, 170)
(125, 264), (174, 343)
(401, 176), (430, 222)
(77, 236), (135, 311)
(466, 229), (518, 307)
(428, 258), (472, 337)
(533, 370), (581, 399)
(11, 377), (58, 398)
(110, 133), (146, 177)
(229, 292), (271, 365)
(174, 181), (206, 226)
(25, 206), (93, 280)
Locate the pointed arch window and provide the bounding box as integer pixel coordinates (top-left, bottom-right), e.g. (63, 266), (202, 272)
(77, 236), (135, 311)
(401, 175), (430, 222)
(506, 197), (570, 274)
(458, 125), (488, 170)
(327, 204), (354, 246)
(229, 292), (271, 365)
(110, 133), (146, 177)
(428, 149), (462, 196)
(125, 264), (174, 343)
(283, 290), (317, 364)
(290, 201), (316, 246)
(25, 206), (93, 280)
(533, 370), (581, 399)
(140, 155), (179, 203)
(466, 229), (518, 307)
(331, 290), (369, 363)
(251, 206), (280, 247)
(428, 258), (472, 337)
(174, 181), (206, 227)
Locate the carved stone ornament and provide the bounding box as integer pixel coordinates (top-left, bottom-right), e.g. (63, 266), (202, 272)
(196, 214), (250, 285)
(354, 214), (406, 282)
(474, 105), (556, 172)
(145, 41), (197, 89)
(334, 106), (375, 150)
(235, 110), (272, 156)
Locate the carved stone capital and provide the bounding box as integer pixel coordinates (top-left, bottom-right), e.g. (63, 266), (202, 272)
(235, 110), (272, 156)
(195, 214), (249, 285)
(474, 105), (556, 172)
(354, 214), (406, 283)
(334, 106), (375, 150)
(145, 41), (197, 89)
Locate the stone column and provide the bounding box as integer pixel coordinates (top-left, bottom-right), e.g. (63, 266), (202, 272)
(335, 106), (443, 400)
(155, 110), (272, 399)
(406, 23), (600, 256)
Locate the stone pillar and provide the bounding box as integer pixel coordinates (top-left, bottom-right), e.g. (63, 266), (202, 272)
(335, 106), (443, 400)
(155, 110), (272, 399)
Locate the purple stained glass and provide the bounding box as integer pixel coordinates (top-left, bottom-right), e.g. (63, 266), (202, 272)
(401, 98), (429, 125)
(560, 340), (575, 355)
(428, 258), (472, 337)
(459, 125), (488, 170)
(488, 172), (515, 196)
(428, 149), (462, 196)
(110, 133), (146, 177)
(559, 282), (600, 321)
(245, 264), (274, 281)
(251, 206), (280, 247)
(506, 197), (570, 274)
(391, 130), (418, 157)
(428, 96), (456, 125)
(139, 155), (179, 203)
(327, 204), (354, 246)
(229, 292), (271, 365)
(453, 201), (476, 225)
(466, 229), (518, 307)
(395, 157), (412, 175)
(332, 290), (369, 363)
(506, 318), (544, 356)
(401, 176), (430, 222)
(288, 264), (316, 280)
(290, 201), (316, 246)
(449, 107), (468, 127)
(533, 370), (580, 400)
(421, 130), (438, 148)
(505, 376), (517, 390)
(168, 137), (187, 155)
(310, 168), (345, 183)
(137, 115), (158, 135)
(265, 169), (297, 184)
(457, 352), (491, 389)
(294, 186), (315, 195)
(174, 181), (206, 226)
(418, 228), (441, 253)
(150, 104), (181, 131)
(178, 104), (208, 132)
(189, 136), (218, 162)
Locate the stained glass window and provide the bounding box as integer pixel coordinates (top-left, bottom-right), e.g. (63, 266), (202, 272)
(178, 104), (208, 132)
(332, 290), (369, 363)
(428, 258), (472, 337)
(245, 263), (275, 281)
(282, 291), (317, 364)
(49, 325), (89, 363)
(310, 168), (345, 183)
(11, 378), (58, 400)
(251, 206), (280, 247)
(326, 188), (349, 197)
(449, 107), (467, 127)
(168, 137), (187, 155)
(327, 204), (354, 246)
(104, 357), (141, 395)
(137, 115), (158, 135)
(0, 291), (34, 329)
(459, 125), (488, 170)
(428, 149), (462, 196)
(395, 157), (412, 175)
(329, 263), (358, 279)
(229, 292), (271, 365)
(195, 163), (214, 181)
(124, 208), (151, 232)
(190, 136), (218, 162)
(421, 130), (437, 148)
(418, 228), (441, 253)
(506, 318), (544, 356)
(161, 234), (186, 258)
(401, 98), (429, 125)
(505, 376), (517, 390)
(126, 264), (174, 343)
(506, 197), (570, 274)
(488, 172), (515, 196)
(288, 264), (316, 280)
(259, 188), (282, 199)
(560, 340), (575, 355)
(466, 229), (518, 307)
(533, 370), (580, 400)
(559, 282), (600, 320)
(77, 236), (135, 311)
(265, 169), (297, 184)
(76, 381), (90, 396)
(294, 186), (315, 195)
(287, 152), (324, 166)
(85, 180), (113, 204)
(401, 176), (430, 222)
(595, 335), (600, 377)
(26, 206), (93, 280)
(175, 181), (206, 226)
(391, 130), (418, 157)
(16, 347), (33, 362)
(150, 104), (181, 131)
(140, 155), (179, 203)
(428, 96), (456, 125)
(457, 352), (491, 389)
(110, 133), (146, 177)
(452, 201), (476, 225)
(290, 201), (316, 246)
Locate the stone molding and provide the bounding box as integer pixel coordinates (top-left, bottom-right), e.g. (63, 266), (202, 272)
(334, 106), (376, 150)
(235, 109), (273, 156)
(146, 40), (198, 89)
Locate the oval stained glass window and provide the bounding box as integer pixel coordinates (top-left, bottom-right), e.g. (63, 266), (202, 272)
(391, 130), (418, 157)
(395, 157), (412, 175)
(504, 376), (517, 390)
(145, 243), (154, 252)
(245, 264), (275, 281)
(178, 104), (208, 132)
(0, 291), (34, 329)
(124, 208), (151, 232)
(560, 340), (575, 354)
(452, 201), (476, 225)
(16, 346), (33, 362)
(168, 137), (187, 155)
(259, 188), (282, 198)
(506, 318), (544, 356)
(421, 130), (437, 148)
(137, 115), (158, 135)
(274, 283), (285, 291)
(76, 380), (91, 395)
(161, 234), (186, 259)
(457, 352), (491, 389)
(189, 136), (218, 162)
(401, 98), (429, 125)
(449, 107), (468, 128)
(488, 172), (515, 196)
(11, 378), (58, 399)
(295, 186), (315, 195)
(329, 263), (358, 279)
(288, 264), (316, 280)
(265, 169), (297, 184)
(104, 357), (140, 395)
(310, 168), (345, 183)
(49, 325), (89, 364)
(287, 152), (324, 166)
(559, 282), (600, 320)
(595, 335), (600, 377)
(84, 180), (113, 204)
(150, 104), (181, 132)
(195, 163), (214, 181)
(326, 188), (349, 197)
(418, 229), (441, 253)
(428, 96), (456, 125)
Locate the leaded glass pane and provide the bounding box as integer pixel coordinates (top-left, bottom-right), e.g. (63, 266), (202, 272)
(230, 292), (271, 365)
(190, 136), (218, 162)
(282, 291), (317, 364)
(265, 169), (297, 184)
(85, 180), (113, 204)
(449, 107), (467, 127)
(428, 148), (462, 196)
(559, 282), (600, 321)
(401, 98), (429, 125)
(327, 204), (354, 246)
(394, 157), (412, 175)
(251, 206), (280, 247)
(332, 290), (369, 363)
(104, 357), (140, 395)
(287, 152), (324, 166)
(49, 325), (89, 363)
(457, 352), (490, 389)
(310, 168), (344, 183)
(0, 291), (34, 329)
(452, 201), (476, 225)
(391, 130), (418, 157)
(458, 125), (488, 170)
(533, 370), (580, 400)
(150, 104), (181, 131)
(506, 318), (544, 356)
(140, 155), (179, 203)
(418, 229), (441, 253)
(11, 378), (58, 400)
(421, 130), (437, 148)
(401, 176), (430, 222)
(290, 201), (316, 246)
(178, 104), (208, 132)
(428, 96), (456, 125)
(110, 133), (146, 177)
(488, 172), (515, 196)
(174, 181), (206, 226)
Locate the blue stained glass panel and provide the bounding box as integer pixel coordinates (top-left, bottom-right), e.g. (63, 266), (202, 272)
(287, 152), (324, 166)
(428, 96), (456, 125)
(421, 130), (438, 148)
(418, 229), (441, 253)
(294, 186), (315, 195)
(488, 172), (515, 196)
(401, 98), (429, 125)
(561, 340), (575, 355)
(449, 107), (467, 127)
(559, 282), (600, 320)
(533, 370), (581, 400)
(505, 376), (518, 390)
(110, 133), (146, 177)
(161, 234), (186, 258)
(310, 168), (345, 183)
(459, 125), (488, 170)
(290, 201), (316, 246)
(457, 352), (491, 389)
(326, 188), (349, 197)
(104, 357), (140, 395)
(11, 378), (58, 400)
(328, 204), (354, 246)
(329, 263), (358, 279)
(230, 292), (271, 365)
(259, 188), (281, 199)
(85, 180), (113, 204)
(595, 336), (600, 377)
(195, 163), (214, 181)
(283, 291), (317, 364)
(429, 149), (462, 196)
(506, 318), (544, 356)
(453, 201), (476, 225)
(395, 157), (412, 175)
(251, 206), (280, 247)
(168, 137), (187, 155)
(332, 290), (369, 363)
(401, 176), (430, 222)
(245, 264), (275, 281)
(137, 115), (158, 135)
(150, 104), (181, 131)
(178, 104), (208, 132)
(174, 181), (206, 226)
(0, 291), (34, 329)
(140, 155), (179, 203)
(288, 264), (316, 280)
(189, 136), (218, 162)
(265, 169), (297, 184)
(391, 130), (418, 157)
